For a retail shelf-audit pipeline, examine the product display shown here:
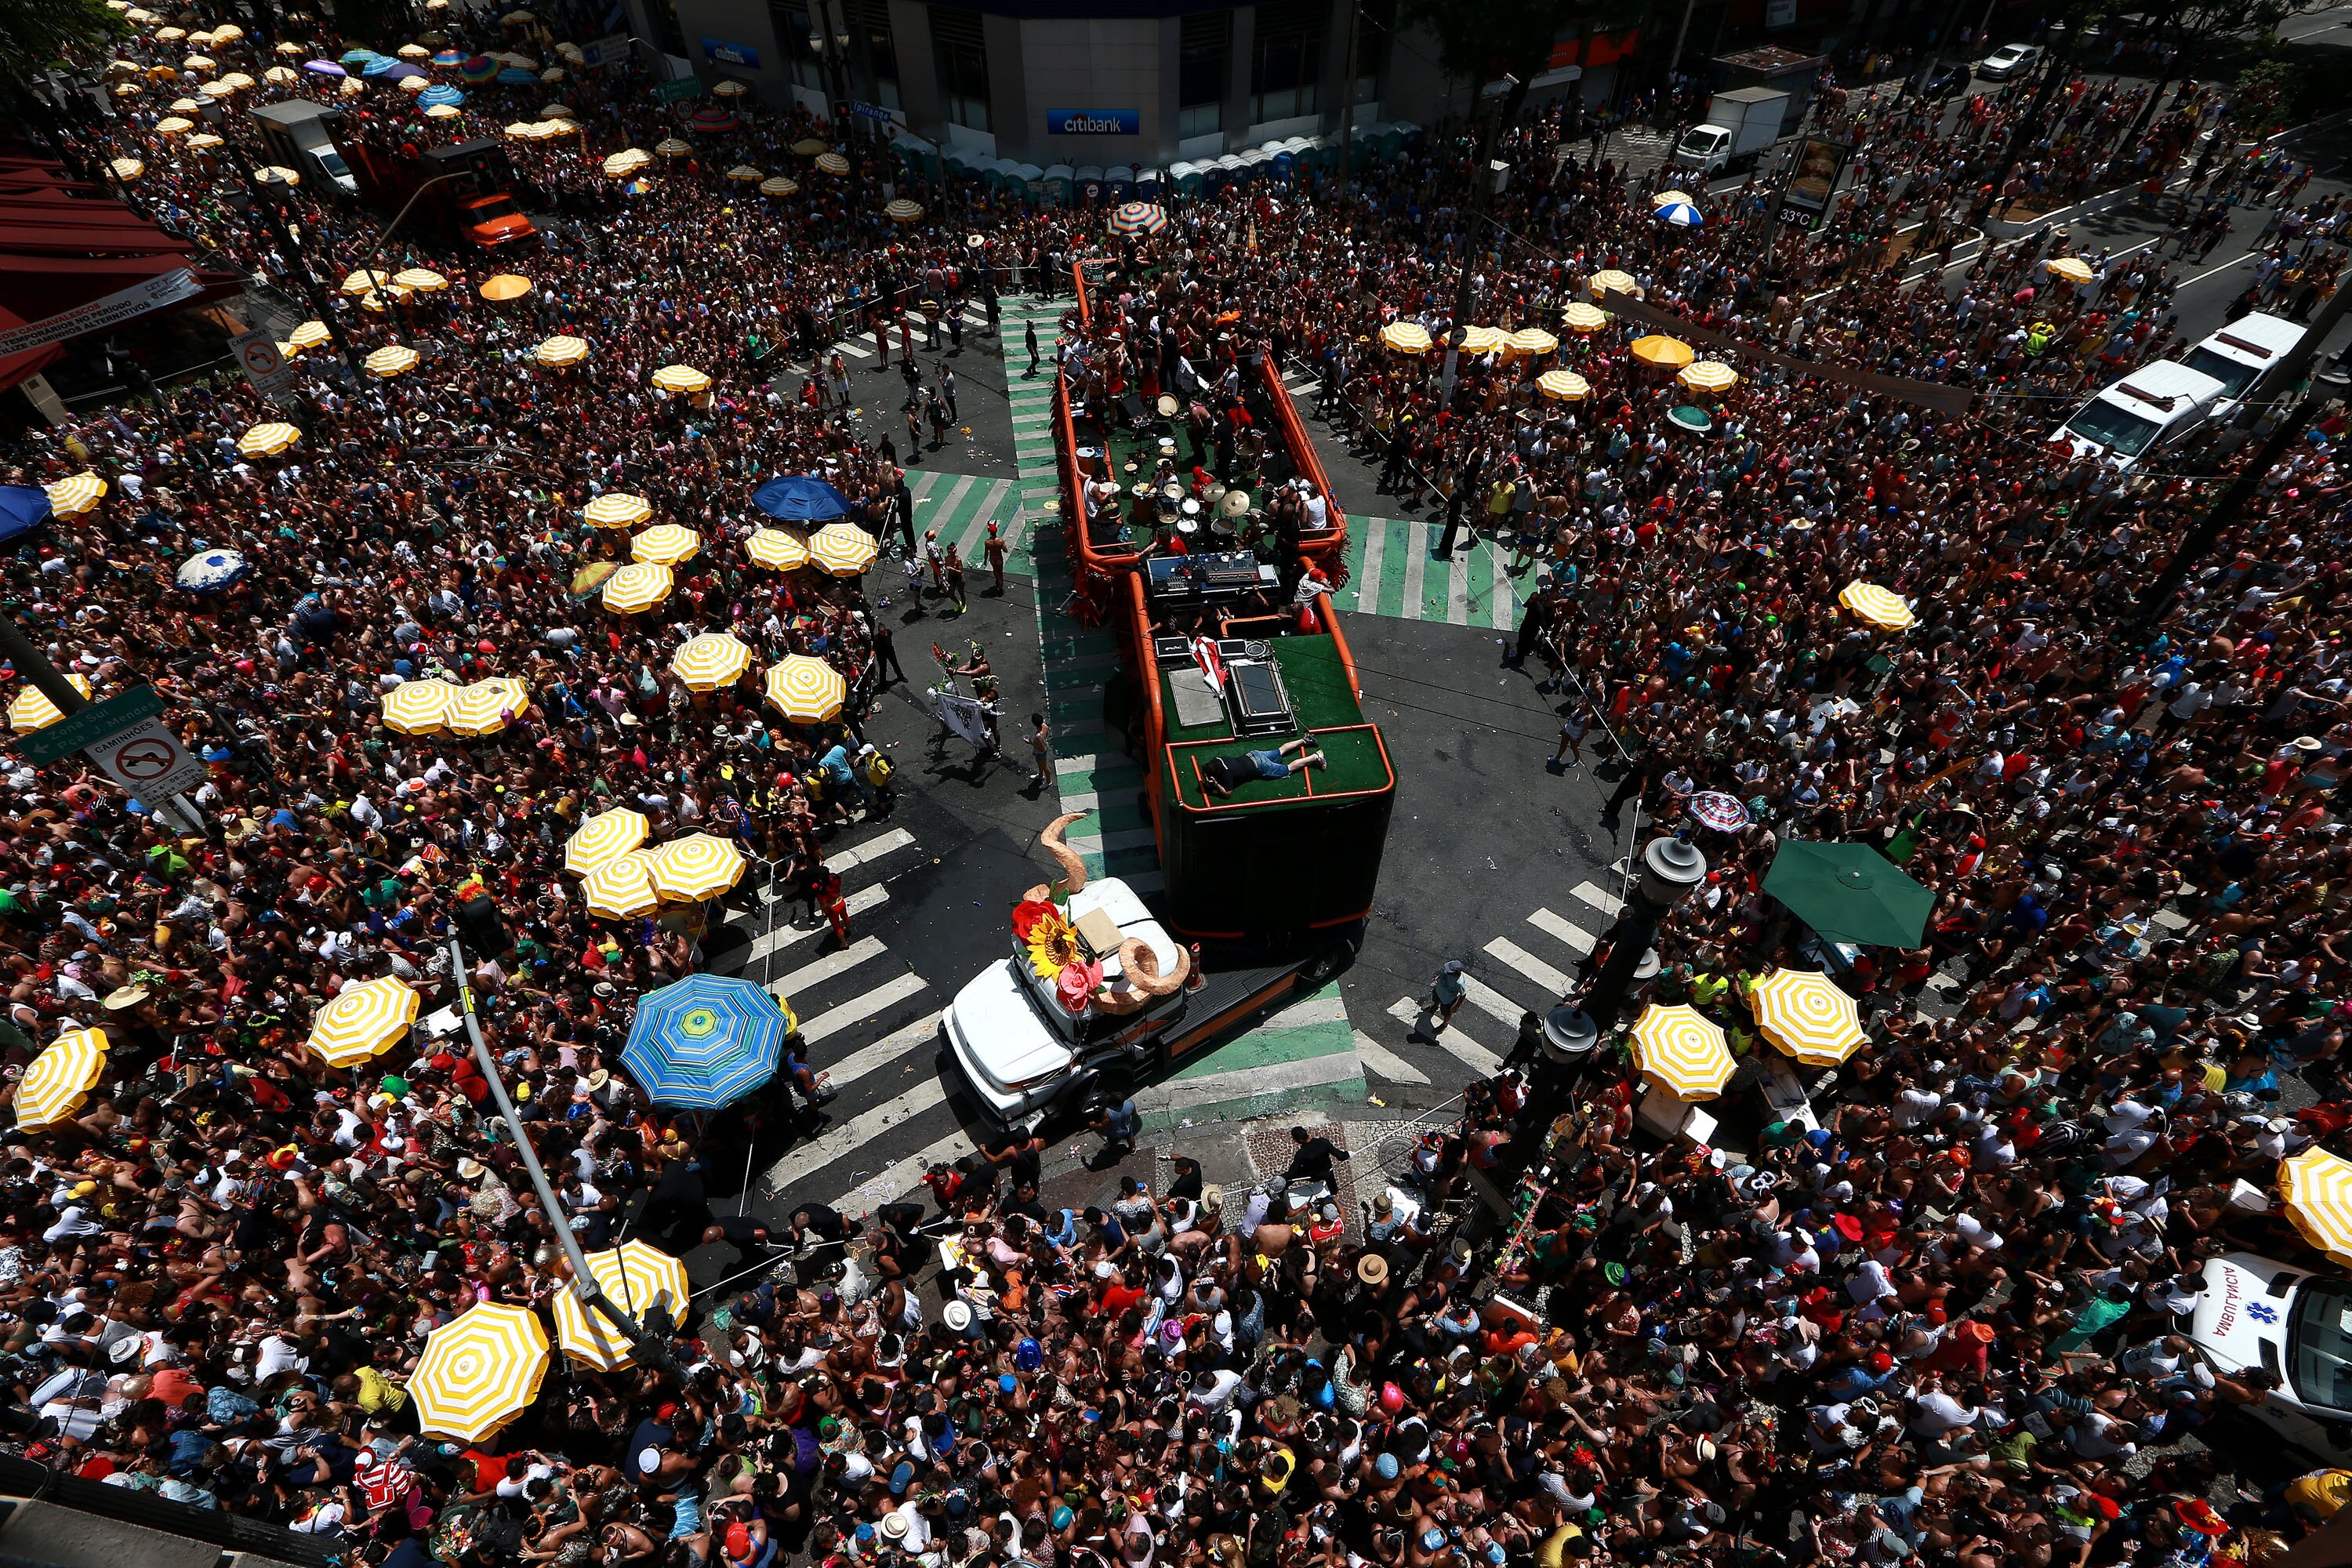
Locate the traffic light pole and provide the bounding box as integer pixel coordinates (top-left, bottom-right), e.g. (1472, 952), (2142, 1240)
(446, 937), (682, 1377)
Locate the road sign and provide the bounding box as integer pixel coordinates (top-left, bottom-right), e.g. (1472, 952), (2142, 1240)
(16, 683), (164, 764)
(85, 718), (206, 800)
(230, 328), (299, 406)
(652, 76), (702, 103)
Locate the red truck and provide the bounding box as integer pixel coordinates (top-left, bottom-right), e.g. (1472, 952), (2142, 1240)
(341, 129), (539, 251)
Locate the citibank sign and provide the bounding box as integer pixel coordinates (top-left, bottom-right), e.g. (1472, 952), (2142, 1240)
(1047, 108), (1138, 135)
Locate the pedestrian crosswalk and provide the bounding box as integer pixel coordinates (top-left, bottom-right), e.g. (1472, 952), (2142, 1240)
(1356, 870), (1639, 1087)
(1273, 366), (1534, 632)
(823, 301), (997, 361)
(896, 469), (1024, 583)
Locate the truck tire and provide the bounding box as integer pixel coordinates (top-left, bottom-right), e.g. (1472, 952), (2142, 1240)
(1298, 931), (1360, 989)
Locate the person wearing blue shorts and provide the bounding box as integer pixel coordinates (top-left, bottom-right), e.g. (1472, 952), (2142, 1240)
(1201, 737), (1327, 797)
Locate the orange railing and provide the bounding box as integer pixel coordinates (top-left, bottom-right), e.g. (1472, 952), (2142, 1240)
(1257, 357), (1349, 575)
(1316, 591), (1363, 702)
(1128, 570), (1167, 850)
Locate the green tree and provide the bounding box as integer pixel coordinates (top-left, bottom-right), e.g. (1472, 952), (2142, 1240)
(0, 0), (127, 90)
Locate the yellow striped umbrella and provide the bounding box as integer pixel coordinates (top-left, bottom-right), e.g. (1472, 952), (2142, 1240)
(651, 364), (711, 394)
(364, 344), (419, 377)
(725, 164), (764, 183)
(110, 158), (145, 180)
(534, 334), (590, 367)
(583, 492), (651, 528)
(1838, 580), (1916, 632)
(357, 285), (412, 314)
(1679, 360), (1740, 394)
(1537, 369), (1591, 403)
(288, 319), (332, 350)
(13, 1028), (109, 1130)
(342, 267), (396, 295)
(602, 147), (652, 176)
(1629, 335), (1695, 370)
(670, 632), (753, 692)
(564, 808), (648, 876)
(601, 562), (674, 615)
(815, 151), (850, 175)
(2045, 256), (2095, 285)
(550, 1240), (690, 1369)
(759, 176), (800, 197)
(2284, 1149), (2352, 1269)
(1748, 968), (1867, 1068)
(45, 474), (107, 516)
(630, 523), (700, 565)
(185, 132), (223, 148)
(654, 136), (691, 156)
(582, 851), (659, 917)
(1378, 321), (1431, 354)
(1505, 327), (1559, 357)
(410, 1303), (549, 1443)
(1629, 1004), (1734, 1101)
(764, 654), (846, 721)
(9, 674), (93, 732)
(884, 198), (924, 223)
(303, 975), (419, 1068)
(1652, 189), (1694, 207)
(446, 680), (524, 737)
(807, 523), (877, 577)
(1459, 325), (1505, 356)
(649, 833), (750, 901)
(236, 420), (300, 456)
(746, 528), (809, 571)
(394, 267), (449, 292)
(155, 114), (193, 132)
(382, 678), (457, 733)
(1589, 269), (1639, 299)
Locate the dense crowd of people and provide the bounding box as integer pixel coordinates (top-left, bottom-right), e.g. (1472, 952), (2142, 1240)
(6, 4), (2352, 1568)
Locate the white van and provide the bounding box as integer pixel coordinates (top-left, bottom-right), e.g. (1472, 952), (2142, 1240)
(2183, 312), (2307, 421)
(2053, 359), (2229, 470)
(2189, 1251), (2352, 1462)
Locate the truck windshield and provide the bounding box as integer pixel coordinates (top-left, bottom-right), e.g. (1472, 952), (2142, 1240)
(2183, 346), (2262, 399)
(467, 195), (520, 221)
(1679, 131), (1724, 154)
(2291, 1275), (2352, 1416)
(2063, 398), (2165, 457)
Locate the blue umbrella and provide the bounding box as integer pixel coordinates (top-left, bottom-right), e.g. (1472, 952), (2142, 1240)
(0, 486), (53, 543)
(360, 55), (401, 77)
(1657, 200), (1703, 227)
(621, 975), (787, 1109)
(340, 48), (381, 65)
(431, 49), (465, 66)
(418, 83), (464, 107)
(495, 66), (535, 84)
(383, 60), (427, 82)
(304, 59), (347, 76)
(175, 548), (249, 593)
(753, 475), (851, 523)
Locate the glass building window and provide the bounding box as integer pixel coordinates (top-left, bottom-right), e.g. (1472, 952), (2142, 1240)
(929, 5), (989, 131)
(767, 0), (829, 94)
(846, 0), (901, 111)
(645, 0), (687, 59)
(1250, 0), (1323, 125)
(1179, 10), (1227, 138)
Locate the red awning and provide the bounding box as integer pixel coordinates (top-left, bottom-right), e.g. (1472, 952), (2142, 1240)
(0, 141), (242, 392)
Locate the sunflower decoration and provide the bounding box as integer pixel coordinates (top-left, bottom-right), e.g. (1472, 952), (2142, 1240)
(1011, 898), (1101, 1011)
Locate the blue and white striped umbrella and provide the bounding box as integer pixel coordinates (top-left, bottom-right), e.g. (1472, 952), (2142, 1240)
(175, 548), (249, 593)
(418, 84), (465, 107)
(496, 67), (536, 84)
(1657, 201), (1703, 227)
(620, 975), (787, 1110)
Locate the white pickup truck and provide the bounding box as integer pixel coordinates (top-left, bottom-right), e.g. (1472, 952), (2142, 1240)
(942, 822), (1349, 1129)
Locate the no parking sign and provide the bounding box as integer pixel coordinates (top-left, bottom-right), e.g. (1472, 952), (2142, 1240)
(85, 719), (207, 800)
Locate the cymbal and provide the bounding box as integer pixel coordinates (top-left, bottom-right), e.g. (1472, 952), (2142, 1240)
(1219, 488), (1251, 517)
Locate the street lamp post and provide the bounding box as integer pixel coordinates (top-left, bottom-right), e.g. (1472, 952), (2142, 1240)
(1496, 837), (1708, 1183)
(445, 937), (682, 1376)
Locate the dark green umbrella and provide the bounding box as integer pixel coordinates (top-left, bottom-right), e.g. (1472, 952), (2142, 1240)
(1762, 840), (1934, 949)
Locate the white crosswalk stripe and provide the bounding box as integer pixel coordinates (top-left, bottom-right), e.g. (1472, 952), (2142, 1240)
(818, 1010), (943, 1094)
(742, 884), (891, 963)
(762, 1076), (951, 1193)
(1386, 996), (1504, 1076)
(1483, 936), (1573, 996)
(799, 971), (931, 1046)
(1527, 906), (1595, 954)
(1570, 881), (1624, 919)
(769, 935), (887, 998)
(1352, 1029), (1428, 1085)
